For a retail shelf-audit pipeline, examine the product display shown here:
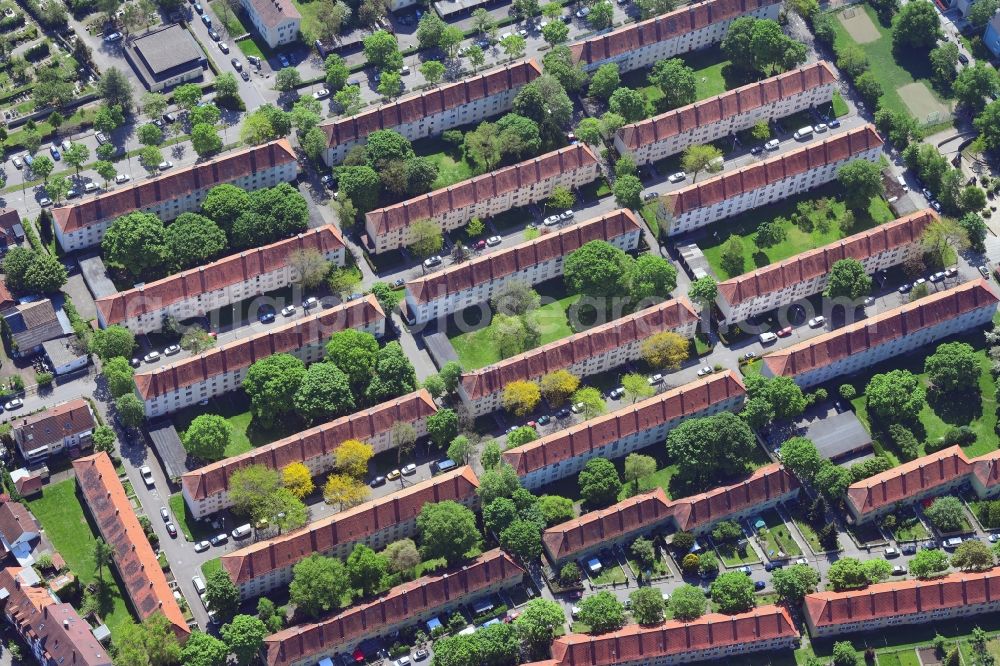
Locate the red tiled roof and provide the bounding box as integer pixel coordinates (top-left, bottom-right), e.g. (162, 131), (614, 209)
(321, 60), (542, 149)
(461, 297), (700, 401)
(718, 209), (937, 306)
(72, 453), (190, 639)
(0, 498), (39, 547)
(0, 208), (22, 246)
(52, 140), (296, 233)
(763, 279), (1000, 378)
(95, 225), (345, 325)
(222, 466), (479, 585)
(548, 607), (798, 666)
(134, 297), (385, 400)
(264, 548), (522, 666)
(569, 0), (781, 66)
(805, 570), (1000, 629)
(181, 389), (437, 501)
(13, 398), (95, 451)
(670, 463), (799, 531)
(12, 473), (42, 498)
(971, 449), (1000, 490)
(504, 371), (744, 477)
(245, 0), (300, 28)
(618, 62), (838, 150)
(406, 209), (642, 304)
(366, 144), (598, 237)
(662, 125), (884, 217)
(846, 445), (970, 516)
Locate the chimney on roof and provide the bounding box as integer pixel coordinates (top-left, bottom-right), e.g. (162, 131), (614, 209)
(63, 618), (69, 628)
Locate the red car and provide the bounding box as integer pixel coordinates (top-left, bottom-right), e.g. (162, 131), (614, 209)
(474, 240), (487, 250)
(777, 326), (793, 338)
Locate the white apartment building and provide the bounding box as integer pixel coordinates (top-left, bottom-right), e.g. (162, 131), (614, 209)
(615, 62), (838, 166)
(458, 297), (701, 418)
(658, 125), (885, 236)
(506, 371), (745, 490)
(95, 225), (346, 335)
(52, 140), (298, 252)
(240, 0), (301, 48)
(365, 144), (600, 254)
(181, 389), (437, 518)
(569, 0), (781, 72)
(716, 209), (937, 325)
(404, 209), (642, 324)
(222, 467), (480, 599)
(762, 279), (1000, 388)
(320, 60), (542, 166)
(134, 297), (386, 418)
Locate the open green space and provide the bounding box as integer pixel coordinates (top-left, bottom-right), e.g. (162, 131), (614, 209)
(640, 201), (660, 238)
(832, 91), (850, 118)
(876, 650), (921, 666)
(590, 564), (626, 585)
(210, 1), (250, 37)
(828, 4), (953, 127)
(236, 37), (266, 60)
(201, 557), (222, 579)
(174, 394), (296, 459)
(717, 541), (760, 566)
(628, 554), (669, 578)
(888, 509), (930, 542)
(701, 186), (895, 279)
(618, 464), (679, 502)
(168, 493), (214, 542)
(755, 508), (802, 559)
(413, 136), (476, 190)
(27, 479), (131, 635)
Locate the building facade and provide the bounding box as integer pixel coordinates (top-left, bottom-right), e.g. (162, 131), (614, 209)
(52, 140), (298, 252)
(4, 300), (66, 356)
(320, 60), (542, 165)
(404, 210), (643, 324)
(657, 125), (885, 236)
(365, 144), (600, 254)
(181, 389), (437, 518)
(458, 297), (701, 418)
(221, 467), (480, 599)
(615, 62), (838, 166)
(240, 0), (301, 48)
(505, 371), (744, 490)
(716, 209), (937, 325)
(570, 0), (781, 73)
(95, 225), (346, 334)
(12, 399), (96, 465)
(762, 279), (1000, 388)
(134, 297), (385, 418)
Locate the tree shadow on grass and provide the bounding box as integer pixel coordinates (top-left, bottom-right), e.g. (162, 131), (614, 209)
(928, 387), (982, 426)
(890, 42), (939, 87)
(720, 63), (761, 91)
(752, 251), (770, 269)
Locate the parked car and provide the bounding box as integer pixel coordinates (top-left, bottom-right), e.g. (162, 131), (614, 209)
(884, 547), (899, 558)
(486, 235), (502, 246)
(930, 271), (946, 282)
(370, 475), (386, 487)
(49, 146), (61, 160)
(575, 6), (590, 16)
(281, 305), (295, 316)
(979, 265), (991, 279)
(413, 649), (429, 661)
(164, 344), (181, 356)
(158, 160), (174, 171)
(143, 351), (161, 363)
(901, 544), (917, 555)
(829, 119), (841, 128)
(194, 540), (211, 553)
(474, 240), (486, 250)
(945, 267), (958, 277)
(958, 52), (969, 65)
(648, 373), (664, 385)
(231, 58), (242, 71)
(39, 197), (52, 207)
(742, 351), (756, 360)
(116, 173), (131, 183)
(219, 42), (230, 53)
(423, 255), (442, 268)
(392, 278), (405, 288)
(208, 29), (221, 41)
(103, 31), (123, 42)
(140, 466), (155, 487)
(160, 507), (170, 522)
(814, 123), (828, 133)
(560, 210), (574, 220)
(200, 14), (211, 26)
(667, 171), (686, 183)
(808, 316), (826, 328)
(777, 326), (793, 337)
(402, 463), (417, 475)
(166, 522), (177, 538)
(608, 387), (625, 399)
(750, 145), (763, 155)
(387, 469), (401, 481)
(543, 215), (561, 226)
(898, 282), (912, 293)
(279, 53), (290, 67)
(210, 533), (229, 546)
(764, 139), (779, 150)
(555, 408), (571, 419)
(738, 566), (751, 575)
(240, 70), (250, 81)
(696, 365), (712, 376)
(863, 296), (876, 306)
(313, 88), (330, 99)
(537, 414), (551, 425)
(4, 399), (22, 411)
(259, 311), (275, 324)
(11, 156), (22, 169)
(754, 580), (766, 590)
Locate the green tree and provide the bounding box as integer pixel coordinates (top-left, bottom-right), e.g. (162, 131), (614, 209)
(780, 437), (822, 483)
(515, 598), (565, 648)
(542, 19), (569, 45)
(959, 213), (988, 252)
(926, 496), (968, 533)
(588, 63), (620, 100)
(112, 614), (181, 666)
(191, 123), (222, 157)
(94, 104), (125, 134)
(866, 369), (926, 423)
(181, 631), (229, 666)
(837, 160), (884, 211)
(514, 73), (574, 139)
(138, 123), (163, 146)
(293, 362), (355, 424)
(289, 554), (349, 618)
(968, 0), (999, 27)
(608, 88), (647, 122)
(689, 276), (718, 309)
(334, 84), (363, 115)
(337, 166), (381, 213)
(366, 341), (417, 403)
(909, 548), (950, 579)
(710, 571), (756, 614)
(623, 453), (657, 489)
(669, 583), (707, 621)
(89, 325), (135, 361)
(771, 564), (820, 603)
(576, 591), (625, 633)
(892, 0), (942, 50)
(622, 372), (655, 404)
(98, 67), (133, 111)
(326, 329), (379, 390)
(925, 341), (981, 393)
(417, 500), (480, 564)
(499, 519), (543, 560)
(628, 254), (678, 304)
(182, 414), (230, 461)
(649, 58), (696, 110)
(63, 143), (89, 174)
(564, 240), (632, 297)
(578, 457), (622, 507)
(30, 155), (54, 183)
(420, 59), (445, 86)
(205, 568), (240, 618)
(537, 495), (574, 526)
(220, 615), (268, 666)
(163, 213), (226, 272)
(242, 354), (306, 428)
(612, 174), (643, 209)
(92, 425), (117, 454)
(681, 144), (723, 181)
(666, 412), (757, 492)
(832, 642), (861, 666)
(115, 394), (145, 428)
(826, 258), (873, 300)
(363, 30), (402, 71)
(629, 586), (666, 624)
(346, 544), (388, 597)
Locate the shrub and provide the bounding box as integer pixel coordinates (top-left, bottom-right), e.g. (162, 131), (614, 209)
(35, 371), (52, 387)
(839, 384), (857, 400)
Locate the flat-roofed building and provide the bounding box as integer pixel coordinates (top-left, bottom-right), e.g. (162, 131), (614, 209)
(716, 209), (937, 325)
(403, 210), (642, 324)
(762, 279), (1000, 388)
(52, 140), (297, 252)
(615, 62), (838, 166)
(221, 467), (479, 599)
(320, 61), (541, 165)
(265, 548), (523, 666)
(240, 0), (301, 48)
(95, 225), (346, 334)
(181, 390), (437, 518)
(124, 24), (205, 92)
(569, 0), (780, 73)
(365, 144), (599, 254)
(657, 125), (884, 236)
(134, 297), (386, 418)
(458, 297), (701, 417)
(804, 570), (1000, 638)
(505, 371), (745, 490)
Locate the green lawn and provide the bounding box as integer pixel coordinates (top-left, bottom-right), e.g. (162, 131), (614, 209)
(851, 345), (999, 463)
(701, 187), (895, 279)
(201, 557), (222, 579)
(174, 396), (295, 459)
(832, 90), (850, 118)
(628, 555), (669, 578)
(717, 542), (761, 566)
(590, 564), (626, 585)
(890, 510), (930, 542)
(169, 493), (215, 542)
(792, 517), (825, 553)
(413, 137), (476, 190)
(27, 479), (132, 635)
(828, 4), (953, 127)
(617, 464), (679, 501)
(877, 650), (922, 666)
(236, 37), (265, 60)
(756, 508), (802, 559)
(210, 1), (249, 36)
(640, 201), (660, 238)
(621, 49), (746, 117)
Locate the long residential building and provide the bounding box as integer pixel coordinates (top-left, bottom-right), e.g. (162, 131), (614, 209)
(73, 452), (190, 640)
(615, 62), (838, 166)
(542, 462), (798, 564)
(845, 445), (1000, 523)
(365, 144), (600, 254)
(569, 0), (780, 72)
(504, 371), (745, 490)
(805, 570), (1000, 638)
(265, 548), (523, 666)
(529, 607), (799, 666)
(657, 125), (884, 236)
(134, 297), (385, 418)
(95, 225), (347, 334)
(762, 279), (1000, 388)
(403, 209), (643, 324)
(181, 389), (437, 518)
(52, 140), (297, 252)
(320, 60), (542, 165)
(716, 209), (938, 325)
(458, 297), (700, 417)
(221, 466), (479, 599)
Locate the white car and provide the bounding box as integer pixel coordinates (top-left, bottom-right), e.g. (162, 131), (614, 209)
(164, 344), (181, 356)
(814, 123), (828, 133)
(143, 351), (161, 363)
(313, 88), (330, 100)
(11, 156), (22, 169)
(648, 373), (663, 385)
(140, 466), (155, 488)
(115, 173), (131, 183)
(4, 399), (22, 410)
(39, 197), (52, 207)
(303, 296), (318, 309)
(575, 6), (590, 16)
(863, 296), (875, 307)
(160, 507), (170, 522)
(218, 42), (230, 53)
(486, 235), (502, 247)
(402, 463), (417, 475)
(423, 255), (442, 268)
(543, 215), (561, 226)
(158, 160), (174, 171)
(281, 305), (296, 316)
(194, 540), (211, 553)
(560, 210), (574, 220)
(667, 171), (687, 183)
(764, 139), (780, 151)
(808, 316), (826, 328)
(696, 365), (712, 377)
(914, 277), (927, 287)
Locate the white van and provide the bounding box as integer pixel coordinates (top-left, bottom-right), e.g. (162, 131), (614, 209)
(759, 332), (778, 344)
(793, 126), (814, 140)
(231, 523), (252, 539)
(192, 575), (206, 595)
(897, 175), (908, 192)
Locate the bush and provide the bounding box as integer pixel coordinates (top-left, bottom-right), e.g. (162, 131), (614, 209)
(35, 371), (53, 387)
(944, 425), (976, 446)
(839, 384), (856, 400)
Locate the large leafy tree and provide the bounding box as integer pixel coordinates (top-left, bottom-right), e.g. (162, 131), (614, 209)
(578, 457), (622, 508)
(956, 63), (1000, 114)
(669, 583), (707, 621)
(513, 74), (574, 140)
(220, 615), (268, 666)
(416, 500), (480, 564)
(289, 554), (350, 618)
(102, 212), (168, 277)
(667, 412), (756, 491)
(628, 254), (678, 303)
(293, 362), (355, 424)
(909, 548), (950, 579)
(337, 166), (381, 213)
(649, 58), (697, 110)
(629, 586), (666, 624)
(780, 437), (822, 483)
(892, 0), (942, 50)
(826, 258), (873, 300)
(182, 414), (230, 461)
(112, 613), (181, 666)
(837, 160), (884, 211)
(228, 465), (281, 518)
(326, 329), (379, 390)
(242, 354), (306, 428)
(722, 17), (806, 75)
(640, 332), (689, 370)
(564, 240), (632, 298)
(925, 496), (967, 533)
(710, 572), (756, 614)
(180, 632), (229, 666)
(515, 599), (565, 649)
(588, 63), (620, 100)
(426, 409), (459, 449)
(576, 591), (625, 633)
(365, 341), (417, 403)
(163, 213), (226, 272)
(346, 544), (388, 597)
(201, 184), (249, 231)
(865, 369), (926, 423)
(541, 46), (587, 93)
(925, 341), (981, 394)
(771, 564), (820, 603)
(90, 325), (135, 361)
(205, 568), (240, 618)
